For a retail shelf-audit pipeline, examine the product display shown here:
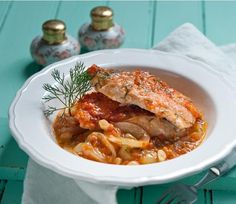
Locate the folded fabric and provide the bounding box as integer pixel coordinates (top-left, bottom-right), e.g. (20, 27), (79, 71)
(22, 159), (118, 204)
(22, 22), (236, 204)
(154, 22), (236, 95)
(154, 23), (234, 74)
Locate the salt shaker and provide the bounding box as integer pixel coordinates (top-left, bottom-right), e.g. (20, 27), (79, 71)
(78, 6), (125, 52)
(30, 19), (80, 66)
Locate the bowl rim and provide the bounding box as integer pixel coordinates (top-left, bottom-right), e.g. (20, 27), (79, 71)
(9, 48), (236, 186)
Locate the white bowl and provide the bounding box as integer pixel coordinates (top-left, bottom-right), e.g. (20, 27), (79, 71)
(9, 49), (236, 187)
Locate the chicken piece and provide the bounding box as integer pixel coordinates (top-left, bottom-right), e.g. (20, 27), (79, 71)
(126, 116), (186, 139)
(73, 92), (187, 139)
(73, 92), (153, 130)
(53, 114), (86, 142)
(87, 65), (201, 130)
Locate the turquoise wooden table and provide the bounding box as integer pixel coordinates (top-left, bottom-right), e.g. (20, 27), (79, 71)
(1, 1), (236, 203)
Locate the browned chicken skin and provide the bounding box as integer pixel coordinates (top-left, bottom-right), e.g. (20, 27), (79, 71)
(73, 92), (185, 139)
(87, 65), (201, 130)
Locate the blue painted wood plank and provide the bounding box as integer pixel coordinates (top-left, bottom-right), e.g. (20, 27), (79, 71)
(142, 184), (208, 204)
(204, 171), (236, 192)
(0, 118), (28, 169)
(108, 1), (154, 48)
(205, 1), (236, 45)
(57, 1), (108, 39)
(58, 1), (154, 49)
(0, 117), (26, 179)
(0, 180), (7, 199)
(0, 118), (11, 147)
(1, 181), (23, 204)
(212, 190), (236, 204)
(0, 1), (60, 118)
(117, 188), (138, 204)
(141, 170), (236, 203)
(0, 167), (25, 180)
(153, 1), (204, 45)
(0, 1), (10, 22)
(0, 1), (12, 33)
(0, 1), (60, 178)
(179, 170), (236, 192)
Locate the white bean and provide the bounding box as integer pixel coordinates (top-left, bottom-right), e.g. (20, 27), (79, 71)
(158, 150), (167, 162)
(140, 150), (158, 164)
(127, 161), (139, 165)
(99, 119), (110, 131)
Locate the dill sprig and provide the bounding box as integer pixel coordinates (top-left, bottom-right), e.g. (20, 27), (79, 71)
(42, 62), (91, 117)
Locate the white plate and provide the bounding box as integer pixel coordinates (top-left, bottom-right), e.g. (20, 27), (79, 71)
(9, 49), (236, 187)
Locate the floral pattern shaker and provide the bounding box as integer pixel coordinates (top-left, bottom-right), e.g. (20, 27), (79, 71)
(30, 19), (80, 66)
(78, 6), (125, 51)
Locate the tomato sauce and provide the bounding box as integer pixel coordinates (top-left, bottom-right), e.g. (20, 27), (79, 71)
(73, 92), (153, 129)
(54, 92), (207, 165)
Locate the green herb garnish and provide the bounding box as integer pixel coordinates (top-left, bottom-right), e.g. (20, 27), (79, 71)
(42, 62), (91, 117)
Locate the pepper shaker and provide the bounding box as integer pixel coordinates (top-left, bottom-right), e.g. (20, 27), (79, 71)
(30, 19), (80, 66)
(78, 6), (125, 52)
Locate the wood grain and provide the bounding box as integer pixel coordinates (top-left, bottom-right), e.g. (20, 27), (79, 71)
(205, 1), (236, 45)
(153, 1), (204, 45)
(1, 181), (23, 204)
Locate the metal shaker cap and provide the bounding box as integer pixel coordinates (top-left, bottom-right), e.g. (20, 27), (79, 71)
(42, 19), (67, 44)
(91, 6), (113, 31)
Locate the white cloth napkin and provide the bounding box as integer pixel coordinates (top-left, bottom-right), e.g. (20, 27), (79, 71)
(22, 159), (118, 204)
(22, 22), (236, 204)
(154, 23), (236, 90)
